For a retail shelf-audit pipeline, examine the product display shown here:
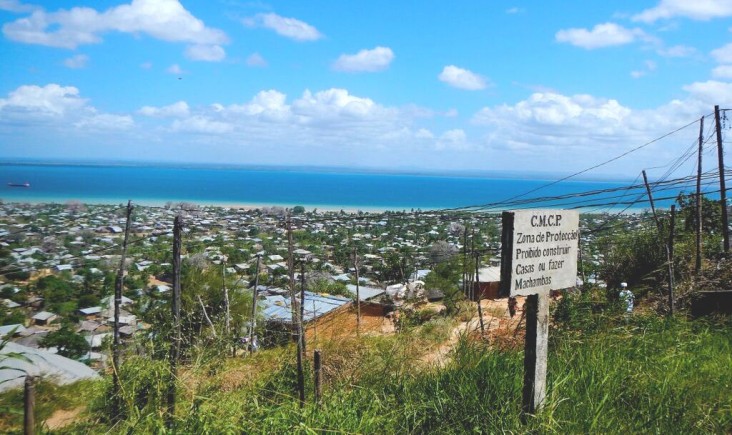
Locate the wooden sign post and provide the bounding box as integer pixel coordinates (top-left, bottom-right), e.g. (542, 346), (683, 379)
(500, 210), (579, 415)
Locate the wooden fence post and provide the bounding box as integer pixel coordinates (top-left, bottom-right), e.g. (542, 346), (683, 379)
(24, 375), (34, 435)
(314, 349), (322, 406)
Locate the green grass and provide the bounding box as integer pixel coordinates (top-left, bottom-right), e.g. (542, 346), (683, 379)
(2, 313), (730, 434)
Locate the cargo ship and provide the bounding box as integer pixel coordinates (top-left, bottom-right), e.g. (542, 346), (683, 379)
(7, 182), (30, 187)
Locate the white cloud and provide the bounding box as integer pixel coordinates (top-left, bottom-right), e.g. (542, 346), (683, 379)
(555, 22), (645, 49)
(0, 0), (39, 13)
(438, 65), (488, 90)
(0, 83), (135, 134)
(185, 44), (225, 62)
(140, 61), (152, 69)
(2, 0), (228, 59)
(631, 60), (657, 78)
(657, 44), (696, 57)
(245, 13), (322, 41)
(436, 129), (469, 150)
(167, 64), (184, 75)
(711, 43), (732, 63)
(332, 46), (394, 72)
(506, 7), (524, 14)
(712, 65), (732, 79)
(682, 80), (732, 106)
(63, 54), (88, 69)
(139, 101), (189, 118)
(415, 128), (434, 139)
(0, 83), (86, 116)
(75, 113), (134, 130)
(172, 116), (233, 134)
(246, 52), (267, 67)
(633, 0), (732, 23)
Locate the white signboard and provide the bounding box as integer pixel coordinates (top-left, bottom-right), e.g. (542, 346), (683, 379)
(500, 210), (580, 296)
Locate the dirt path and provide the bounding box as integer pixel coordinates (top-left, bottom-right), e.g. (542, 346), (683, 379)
(45, 407), (84, 430)
(420, 298), (524, 367)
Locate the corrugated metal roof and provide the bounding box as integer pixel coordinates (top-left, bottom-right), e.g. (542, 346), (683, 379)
(0, 342), (100, 392)
(346, 284), (384, 301)
(262, 291), (351, 324)
(478, 266), (501, 283)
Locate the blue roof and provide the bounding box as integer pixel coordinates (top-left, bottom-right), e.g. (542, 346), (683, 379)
(261, 291), (351, 324)
(346, 284), (384, 301)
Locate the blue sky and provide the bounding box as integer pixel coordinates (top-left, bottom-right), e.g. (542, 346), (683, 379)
(1, 0), (731, 177)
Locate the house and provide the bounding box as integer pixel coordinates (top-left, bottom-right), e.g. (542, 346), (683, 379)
(261, 290), (387, 346)
(32, 311), (58, 326)
(346, 284), (385, 301)
(472, 266), (502, 301)
(78, 306), (102, 318)
(0, 323), (26, 338)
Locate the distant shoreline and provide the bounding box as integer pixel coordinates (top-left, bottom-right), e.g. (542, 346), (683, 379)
(0, 197), (651, 215)
(0, 159), (637, 183)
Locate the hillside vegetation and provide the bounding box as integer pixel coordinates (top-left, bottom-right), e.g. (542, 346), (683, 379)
(2, 295), (730, 434)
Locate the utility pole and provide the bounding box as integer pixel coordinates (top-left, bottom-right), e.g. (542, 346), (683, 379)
(696, 116), (704, 274)
(353, 247), (361, 336)
(112, 200), (132, 421)
(715, 105), (730, 254)
(668, 205), (676, 315)
(249, 255), (261, 355)
(167, 215), (183, 430)
(287, 213), (305, 408)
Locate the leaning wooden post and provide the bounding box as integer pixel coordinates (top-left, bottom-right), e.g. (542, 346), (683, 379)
(642, 170), (661, 231)
(644, 170), (675, 315)
(715, 105), (730, 254)
(474, 252), (485, 335)
(696, 116), (704, 275)
(166, 215), (183, 430)
(112, 200), (133, 421)
(249, 255), (261, 355)
(24, 375), (34, 435)
(314, 349), (322, 406)
(668, 205), (676, 315)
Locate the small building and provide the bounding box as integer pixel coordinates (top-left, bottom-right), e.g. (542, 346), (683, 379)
(78, 306), (102, 318)
(0, 323), (26, 338)
(346, 284), (385, 301)
(472, 266), (501, 301)
(32, 311), (58, 326)
(261, 289), (390, 346)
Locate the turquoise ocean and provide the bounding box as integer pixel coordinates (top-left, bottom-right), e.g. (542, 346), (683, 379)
(0, 163), (678, 211)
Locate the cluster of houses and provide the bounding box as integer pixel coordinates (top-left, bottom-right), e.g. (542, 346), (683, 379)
(0, 201), (612, 384)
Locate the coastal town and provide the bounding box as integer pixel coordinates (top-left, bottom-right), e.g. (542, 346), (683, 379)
(0, 199), (628, 382)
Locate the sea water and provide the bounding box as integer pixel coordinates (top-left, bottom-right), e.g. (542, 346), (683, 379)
(0, 163), (682, 211)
